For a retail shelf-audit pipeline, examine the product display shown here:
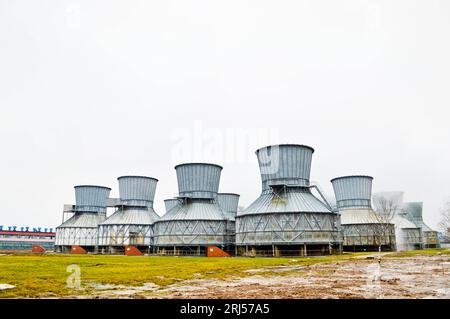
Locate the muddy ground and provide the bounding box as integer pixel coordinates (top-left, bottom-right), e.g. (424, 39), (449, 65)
(87, 254), (450, 299)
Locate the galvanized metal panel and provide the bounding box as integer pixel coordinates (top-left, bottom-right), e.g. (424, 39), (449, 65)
(106, 198), (121, 207)
(118, 176), (158, 207)
(342, 223), (396, 247)
(235, 212), (341, 245)
(100, 207), (159, 225)
(55, 226), (100, 246)
(175, 163), (222, 199)
(404, 202), (423, 221)
(404, 202), (434, 232)
(157, 200), (226, 221)
(74, 185), (111, 213)
(98, 224), (153, 246)
(153, 219), (228, 246)
(217, 193), (240, 214)
(256, 144), (314, 191)
(331, 175), (373, 209)
(339, 208), (384, 225)
(392, 214), (420, 229)
(57, 212), (107, 228)
(55, 212), (106, 246)
(238, 188), (331, 217)
(164, 199), (182, 213)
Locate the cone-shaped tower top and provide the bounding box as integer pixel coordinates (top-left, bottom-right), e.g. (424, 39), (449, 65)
(117, 176), (158, 207)
(217, 193), (240, 214)
(175, 163), (222, 199)
(256, 144), (314, 192)
(164, 198), (182, 213)
(74, 185), (111, 213)
(331, 175), (373, 209)
(404, 202), (424, 222)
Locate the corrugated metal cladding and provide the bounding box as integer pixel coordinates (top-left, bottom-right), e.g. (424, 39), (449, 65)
(57, 213), (107, 228)
(256, 144), (313, 192)
(164, 199), (181, 213)
(238, 188), (331, 216)
(339, 209), (381, 225)
(74, 185), (111, 213)
(100, 208), (158, 225)
(158, 201), (226, 221)
(404, 202), (423, 220)
(118, 176), (158, 207)
(331, 175), (373, 209)
(217, 193), (240, 214)
(404, 202), (433, 232)
(175, 163), (222, 199)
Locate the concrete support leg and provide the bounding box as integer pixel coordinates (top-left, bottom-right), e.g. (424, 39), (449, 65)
(274, 246), (280, 257)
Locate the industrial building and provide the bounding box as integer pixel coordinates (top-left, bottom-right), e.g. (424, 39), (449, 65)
(217, 193), (240, 248)
(235, 144), (342, 257)
(153, 163), (231, 256)
(404, 202), (440, 248)
(0, 226), (55, 251)
(164, 198), (182, 214)
(98, 176), (160, 254)
(373, 191), (423, 251)
(55, 185), (111, 253)
(331, 175), (396, 252)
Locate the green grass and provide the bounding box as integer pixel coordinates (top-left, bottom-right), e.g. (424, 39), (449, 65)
(0, 249), (447, 298)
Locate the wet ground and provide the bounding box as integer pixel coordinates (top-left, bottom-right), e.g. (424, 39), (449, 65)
(87, 254), (450, 299)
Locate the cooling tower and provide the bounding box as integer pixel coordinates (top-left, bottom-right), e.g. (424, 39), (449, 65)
(235, 144), (342, 257)
(404, 202), (440, 248)
(153, 163), (231, 256)
(217, 193), (240, 221)
(98, 176), (160, 254)
(373, 192), (423, 251)
(55, 185), (111, 253)
(217, 193), (240, 248)
(164, 199), (182, 213)
(331, 176), (396, 252)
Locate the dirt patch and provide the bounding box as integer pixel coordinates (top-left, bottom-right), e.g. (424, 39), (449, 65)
(151, 254), (450, 299)
(85, 282), (160, 298)
(82, 254), (450, 299)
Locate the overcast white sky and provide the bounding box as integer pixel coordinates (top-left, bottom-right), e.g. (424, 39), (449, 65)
(1, 0), (449, 230)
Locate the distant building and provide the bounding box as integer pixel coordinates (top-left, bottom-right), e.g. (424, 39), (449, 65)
(0, 226), (55, 251)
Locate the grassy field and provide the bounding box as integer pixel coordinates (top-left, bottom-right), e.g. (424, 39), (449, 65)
(0, 249), (448, 298)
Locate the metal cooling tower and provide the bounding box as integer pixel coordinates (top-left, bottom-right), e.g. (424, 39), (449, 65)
(331, 176), (396, 252)
(55, 185), (111, 253)
(373, 192), (423, 251)
(98, 176), (160, 254)
(164, 199), (182, 213)
(153, 163), (230, 256)
(217, 193), (240, 248)
(235, 144), (342, 257)
(404, 202), (440, 248)
(217, 193), (240, 221)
